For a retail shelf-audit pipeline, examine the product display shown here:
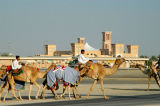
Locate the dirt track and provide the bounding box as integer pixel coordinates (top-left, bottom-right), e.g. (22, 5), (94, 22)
(0, 77), (160, 106)
(0, 69), (160, 106)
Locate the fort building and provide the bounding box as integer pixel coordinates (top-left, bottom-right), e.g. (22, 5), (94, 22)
(39, 31), (139, 58)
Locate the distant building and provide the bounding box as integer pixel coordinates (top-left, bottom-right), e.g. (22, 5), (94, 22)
(101, 32), (112, 55)
(39, 31), (139, 58)
(71, 38), (101, 57)
(112, 44), (139, 58)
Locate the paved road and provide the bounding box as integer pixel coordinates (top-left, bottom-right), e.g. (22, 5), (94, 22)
(0, 69), (160, 106)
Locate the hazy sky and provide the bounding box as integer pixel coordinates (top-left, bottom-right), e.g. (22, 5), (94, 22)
(0, 0), (160, 57)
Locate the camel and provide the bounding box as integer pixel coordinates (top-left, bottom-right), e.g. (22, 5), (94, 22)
(79, 58), (125, 100)
(0, 64), (55, 102)
(0, 65), (25, 101)
(41, 65), (82, 100)
(136, 64), (160, 91)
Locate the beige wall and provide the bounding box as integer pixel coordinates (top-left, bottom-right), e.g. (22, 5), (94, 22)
(0, 57), (148, 68)
(112, 44), (124, 57)
(85, 51), (101, 57)
(112, 44), (139, 58)
(54, 51), (71, 56)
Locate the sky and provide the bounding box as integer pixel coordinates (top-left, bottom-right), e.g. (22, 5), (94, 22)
(0, 0), (160, 57)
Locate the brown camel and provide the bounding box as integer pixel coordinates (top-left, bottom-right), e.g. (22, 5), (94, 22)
(41, 65), (82, 100)
(136, 64), (160, 91)
(0, 64), (55, 101)
(79, 58), (125, 100)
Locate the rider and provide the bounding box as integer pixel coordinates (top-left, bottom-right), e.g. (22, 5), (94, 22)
(77, 49), (94, 77)
(1, 56), (22, 81)
(12, 56), (22, 70)
(77, 49), (89, 64)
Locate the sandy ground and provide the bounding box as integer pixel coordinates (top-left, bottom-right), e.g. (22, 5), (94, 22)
(0, 77), (160, 106)
(0, 69), (160, 106)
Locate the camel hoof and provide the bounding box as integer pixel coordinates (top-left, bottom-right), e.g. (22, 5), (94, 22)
(60, 95), (65, 99)
(41, 97), (45, 100)
(104, 96), (109, 100)
(69, 97), (73, 100)
(16, 98), (20, 101)
(55, 96), (60, 100)
(40, 96), (45, 99)
(75, 97), (79, 100)
(35, 96), (39, 100)
(29, 98), (32, 101)
(20, 98), (23, 101)
(86, 96), (89, 99)
(146, 89), (150, 91)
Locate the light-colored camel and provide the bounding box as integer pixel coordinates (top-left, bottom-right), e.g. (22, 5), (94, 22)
(79, 58), (125, 100)
(150, 63), (160, 86)
(136, 64), (160, 91)
(41, 66), (82, 100)
(0, 64), (55, 101)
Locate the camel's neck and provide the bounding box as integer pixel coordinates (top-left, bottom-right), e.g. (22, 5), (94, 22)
(139, 67), (145, 71)
(105, 64), (120, 76)
(38, 65), (54, 78)
(74, 66), (79, 72)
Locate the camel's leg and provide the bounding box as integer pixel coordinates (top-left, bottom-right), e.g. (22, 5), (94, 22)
(60, 86), (66, 99)
(3, 90), (9, 102)
(75, 86), (81, 98)
(8, 77), (19, 100)
(147, 75), (152, 91)
(29, 83), (33, 100)
(72, 87), (78, 99)
(68, 84), (72, 100)
(99, 79), (109, 100)
(86, 79), (98, 99)
(0, 81), (8, 102)
(40, 84), (47, 99)
(78, 76), (83, 83)
(152, 69), (160, 85)
(51, 89), (59, 100)
(18, 91), (23, 100)
(32, 81), (41, 100)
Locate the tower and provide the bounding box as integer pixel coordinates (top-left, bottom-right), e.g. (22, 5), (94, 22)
(71, 38), (85, 56)
(44, 45), (56, 56)
(78, 38), (85, 44)
(127, 45), (139, 57)
(102, 32), (112, 55)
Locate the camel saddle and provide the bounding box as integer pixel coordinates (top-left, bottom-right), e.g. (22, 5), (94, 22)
(12, 68), (23, 76)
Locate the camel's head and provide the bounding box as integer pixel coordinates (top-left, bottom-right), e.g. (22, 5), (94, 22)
(0, 65), (8, 78)
(78, 63), (91, 76)
(115, 58), (125, 65)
